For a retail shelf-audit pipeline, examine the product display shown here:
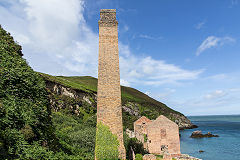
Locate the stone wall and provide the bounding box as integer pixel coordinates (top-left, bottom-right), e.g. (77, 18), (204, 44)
(134, 116), (152, 144)
(147, 115), (181, 155)
(134, 115), (181, 156)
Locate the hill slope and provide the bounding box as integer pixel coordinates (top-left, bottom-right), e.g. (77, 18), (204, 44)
(0, 25), (98, 159)
(0, 25), (60, 159)
(0, 25), (195, 159)
(40, 73), (195, 130)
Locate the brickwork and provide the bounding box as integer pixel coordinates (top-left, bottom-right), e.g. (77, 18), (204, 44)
(147, 115), (181, 155)
(134, 116), (152, 144)
(96, 9), (126, 159)
(134, 115), (181, 156)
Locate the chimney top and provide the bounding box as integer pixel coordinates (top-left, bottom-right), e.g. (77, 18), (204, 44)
(100, 9), (116, 13)
(99, 9), (117, 25)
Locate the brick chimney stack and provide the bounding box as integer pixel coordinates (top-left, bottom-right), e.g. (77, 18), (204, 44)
(96, 9), (126, 159)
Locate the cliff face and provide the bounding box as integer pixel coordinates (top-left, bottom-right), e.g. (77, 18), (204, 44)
(42, 74), (196, 130)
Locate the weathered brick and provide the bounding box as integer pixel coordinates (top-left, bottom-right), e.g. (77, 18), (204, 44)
(134, 115), (181, 156)
(96, 9), (126, 159)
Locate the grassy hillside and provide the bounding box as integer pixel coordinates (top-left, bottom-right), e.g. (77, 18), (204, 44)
(40, 73), (185, 129)
(0, 25), (97, 159)
(1, 25), (192, 159)
(40, 73), (176, 111)
(41, 73), (179, 111)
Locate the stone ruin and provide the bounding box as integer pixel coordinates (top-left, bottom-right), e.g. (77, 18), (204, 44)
(134, 115), (181, 157)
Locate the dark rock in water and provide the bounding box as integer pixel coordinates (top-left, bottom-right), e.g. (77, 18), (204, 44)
(181, 124), (198, 130)
(179, 124), (198, 130)
(199, 150), (205, 153)
(190, 130), (219, 138)
(191, 124), (199, 129)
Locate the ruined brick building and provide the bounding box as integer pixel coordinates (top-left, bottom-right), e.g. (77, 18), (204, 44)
(134, 115), (181, 156)
(96, 9), (126, 159)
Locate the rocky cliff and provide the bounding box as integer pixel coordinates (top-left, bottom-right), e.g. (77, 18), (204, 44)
(41, 73), (196, 130)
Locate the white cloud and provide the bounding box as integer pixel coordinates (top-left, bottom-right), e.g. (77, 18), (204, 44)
(204, 90), (226, 99)
(1, 0), (98, 76)
(229, 0), (238, 7)
(139, 34), (163, 40)
(123, 25), (129, 32)
(196, 36), (235, 56)
(181, 88), (240, 115)
(8, 30), (30, 45)
(120, 54), (203, 86)
(145, 91), (150, 96)
(2, 0), (240, 116)
(145, 88), (176, 105)
(195, 20), (206, 30)
(120, 79), (130, 87)
(229, 88), (240, 92)
(119, 42), (131, 57)
(1, 0), (203, 87)
(206, 74), (227, 81)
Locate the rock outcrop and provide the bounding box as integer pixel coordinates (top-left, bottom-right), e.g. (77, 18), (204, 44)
(42, 74), (196, 130)
(169, 113), (198, 130)
(190, 130), (219, 138)
(173, 154), (202, 160)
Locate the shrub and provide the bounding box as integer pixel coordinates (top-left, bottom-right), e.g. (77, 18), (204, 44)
(135, 154), (143, 160)
(20, 125), (35, 141)
(52, 112), (96, 159)
(20, 142), (54, 159)
(124, 135), (148, 160)
(0, 25), (57, 158)
(95, 122), (119, 160)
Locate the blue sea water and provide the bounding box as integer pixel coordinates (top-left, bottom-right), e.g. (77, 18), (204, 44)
(180, 115), (240, 160)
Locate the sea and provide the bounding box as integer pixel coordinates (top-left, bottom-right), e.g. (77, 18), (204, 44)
(180, 115), (240, 160)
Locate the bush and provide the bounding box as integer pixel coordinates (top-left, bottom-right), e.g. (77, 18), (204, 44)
(124, 135), (148, 160)
(20, 142), (54, 159)
(52, 112), (96, 159)
(20, 124), (35, 141)
(0, 25), (57, 159)
(95, 122), (119, 160)
(135, 154), (143, 160)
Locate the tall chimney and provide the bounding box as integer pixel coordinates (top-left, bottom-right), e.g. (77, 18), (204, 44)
(96, 9), (126, 159)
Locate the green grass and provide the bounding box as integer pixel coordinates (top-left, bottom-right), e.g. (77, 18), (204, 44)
(40, 73), (96, 93)
(155, 154), (163, 160)
(40, 73), (180, 113)
(40, 73), (184, 130)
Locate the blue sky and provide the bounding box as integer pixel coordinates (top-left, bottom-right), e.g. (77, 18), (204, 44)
(0, 0), (240, 116)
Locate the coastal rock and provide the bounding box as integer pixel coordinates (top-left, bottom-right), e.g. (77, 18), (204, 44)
(173, 154), (202, 160)
(170, 113), (198, 130)
(190, 130), (219, 138)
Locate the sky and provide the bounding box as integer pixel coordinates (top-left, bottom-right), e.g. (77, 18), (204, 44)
(0, 0), (240, 116)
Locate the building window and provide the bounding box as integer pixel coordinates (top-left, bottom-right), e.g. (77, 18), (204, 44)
(161, 145), (168, 152)
(161, 129), (166, 138)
